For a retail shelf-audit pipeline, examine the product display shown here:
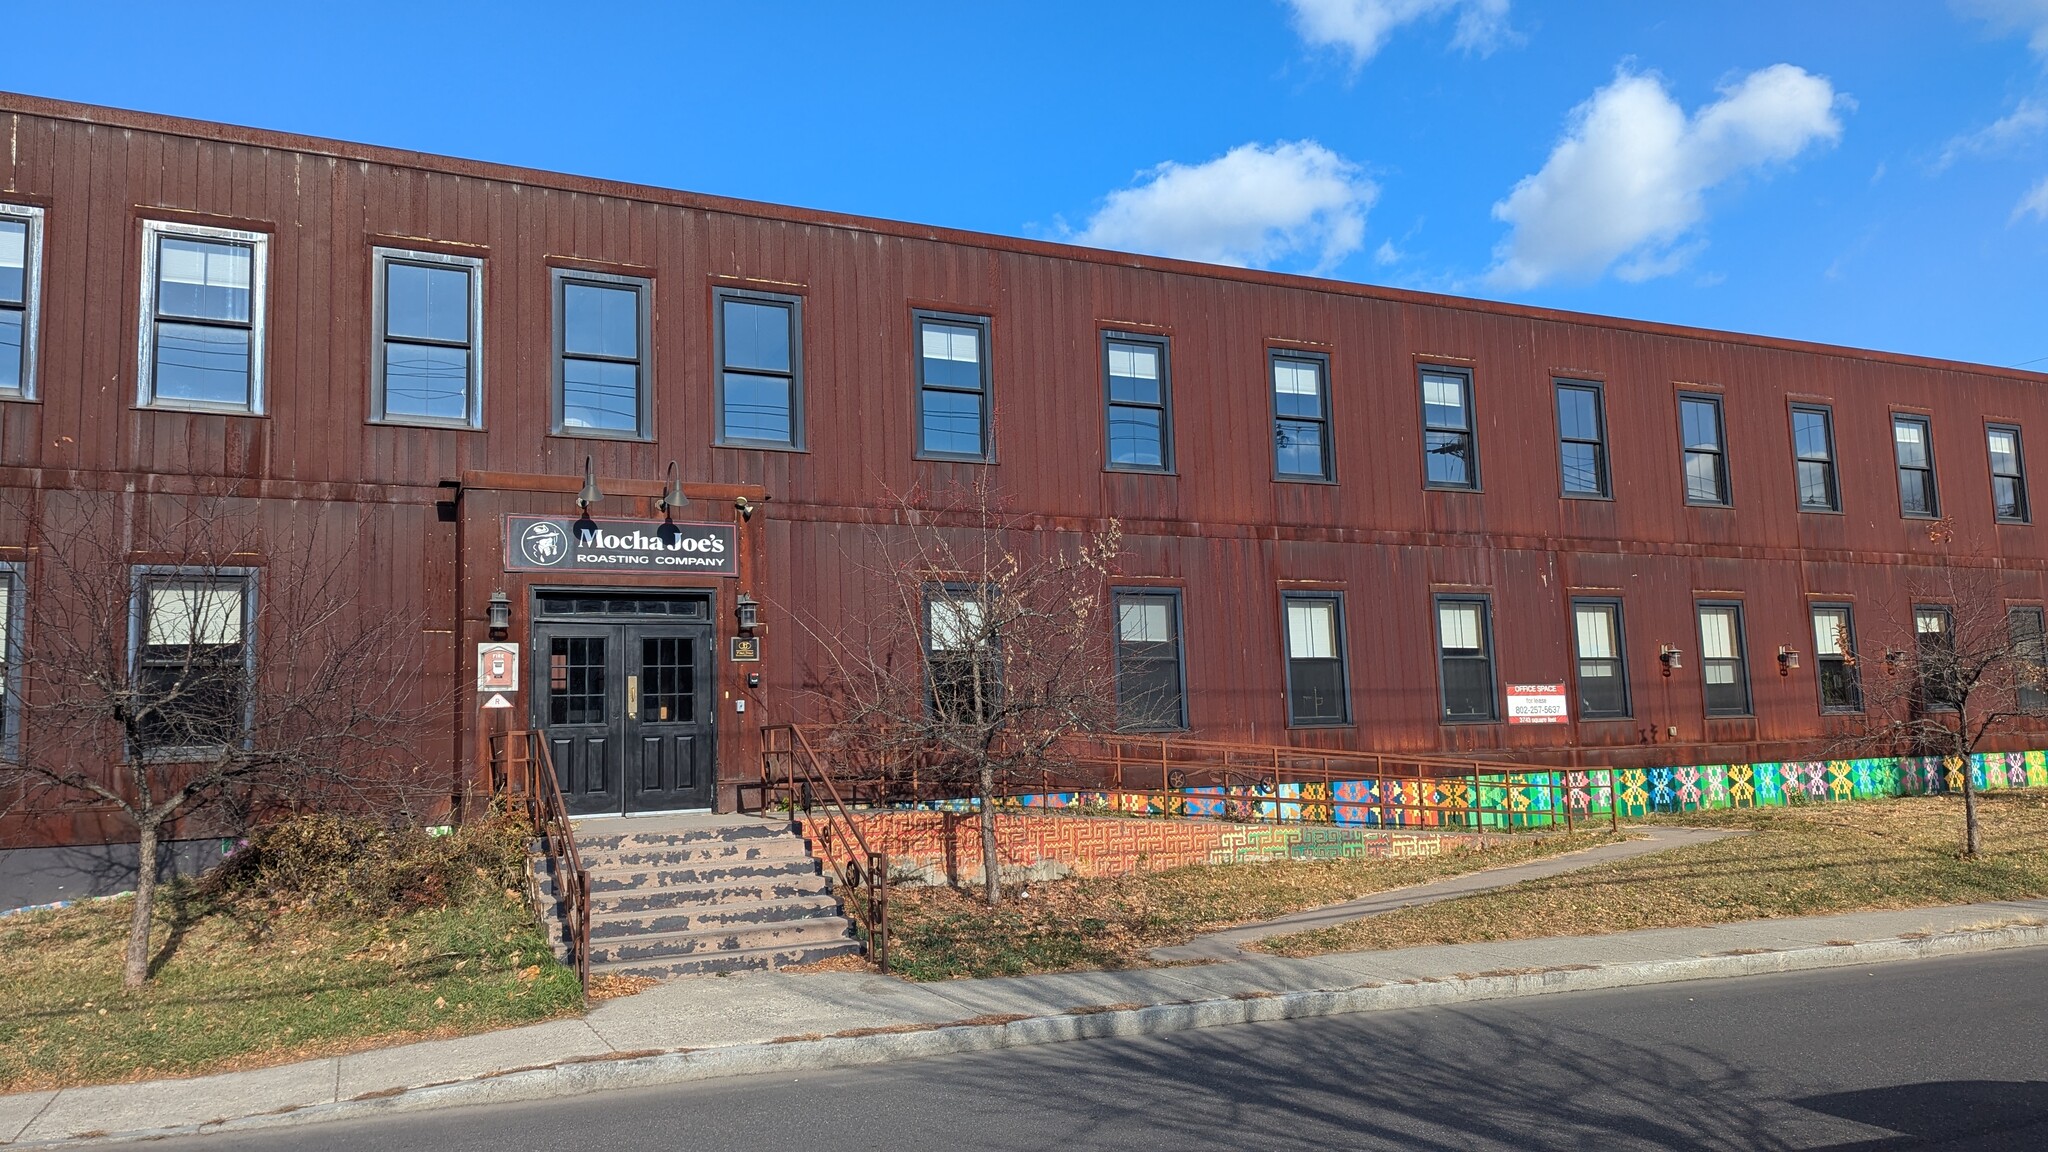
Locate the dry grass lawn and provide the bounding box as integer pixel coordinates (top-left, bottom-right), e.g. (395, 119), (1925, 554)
(1260, 791), (2048, 958)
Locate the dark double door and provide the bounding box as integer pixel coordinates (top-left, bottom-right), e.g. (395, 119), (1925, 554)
(533, 619), (715, 814)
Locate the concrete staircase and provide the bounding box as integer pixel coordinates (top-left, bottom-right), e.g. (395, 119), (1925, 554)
(537, 813), (863, 980)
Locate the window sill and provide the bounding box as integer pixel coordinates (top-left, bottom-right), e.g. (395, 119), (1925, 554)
(0, 392), (36, 405)
(1996, 517), (2032, 527)
(1703, 712), (1755, 721)
(1797, 506), (1845, 516)
(1440, 716), (1501, 726)
(1424, 483), (1482, 494)
(550, 428), (655, 443)
(1900, 512), (1942, 521)
(1684, 500), (1734, 510)
(915, 452), (995, 465)
(1819, 707), (1865, 716)
(1560, 491), (1614, 502)
(1273, 474), (1339, 486)
(137, 400), (266, 418)
(370, 416), (484, 433)
(716, 439), (809, 454)
(1106, 465), (1177, 477)
(1285, 720), (1353, 730)
(1577, 714), (1635, 723)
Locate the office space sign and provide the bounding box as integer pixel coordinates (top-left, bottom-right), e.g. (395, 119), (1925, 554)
(1506, 684), (1569, 724)
(504, 515), (738, 576)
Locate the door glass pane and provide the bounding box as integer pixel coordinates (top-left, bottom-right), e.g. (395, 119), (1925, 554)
(548, 636), (606, 725)
(640, 636), (694, 723)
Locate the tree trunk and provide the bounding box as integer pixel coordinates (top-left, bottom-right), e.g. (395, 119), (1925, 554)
(1961, 756), (1982, 857)
(978, 763), (1001, 906)
(124, 820), (160, 988)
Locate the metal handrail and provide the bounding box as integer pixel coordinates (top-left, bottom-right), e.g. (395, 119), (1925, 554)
(757, 724), (890, 972)
(490, 728), (593, 989)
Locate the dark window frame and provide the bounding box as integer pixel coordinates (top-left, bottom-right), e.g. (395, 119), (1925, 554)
(1281, 590), (1351, 727)
(1554, 379), (1611, 499)
(913, 309), (994, 462)
(1987, 422), (2030, 525)
(0, 203), (46, 402)
(128, 565), (259, 759)
(1810, 601), (1862, 714)
(0, 562), (21, 758)
(923, 582), (1000, 722)
(1111, 587), (1189, 732)
(714, 286), (806, 451)
(1677, 391), (1730, 507)
(1419, 364), (1479, 491)
(1270, 349), (1335, 483)
(1101, 331), (1174, 474)
(549, 267), (654, 440)
(1696, 600), (1753, 718)
(1570, 597), (1631, 720)
(369, 246), (484, 429)
(136, 219), (270, 415)
(1892, 413), (1939, 519)
(1790, 402), (1840, 513)
(1914, 603), (1958, 712)
(1435, 593), (1499, 722)
(2010, 604), (2048, 713)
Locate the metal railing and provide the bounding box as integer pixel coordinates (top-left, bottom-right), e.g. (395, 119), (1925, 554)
(755, 724), (891, 972)
(490, 728), (593, 988)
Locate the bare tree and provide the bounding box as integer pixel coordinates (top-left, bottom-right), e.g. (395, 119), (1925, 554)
(1838, 523), (2048, 857)
(788, 473), (1122, 904)
(0, 492), (442, 985)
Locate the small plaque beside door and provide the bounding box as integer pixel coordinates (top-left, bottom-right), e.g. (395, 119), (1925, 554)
(730, 636), (761, 662)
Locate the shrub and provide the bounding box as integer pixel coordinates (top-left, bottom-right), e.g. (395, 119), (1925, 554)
(202, 807), (531, 917)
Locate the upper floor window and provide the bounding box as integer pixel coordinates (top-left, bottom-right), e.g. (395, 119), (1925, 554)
(132, 569), (255, 754)
(717, 289), (803, 448)
(1893, 415), (1938, 518)
(0, 204), (45, 400)
(1791, 404), (1838, 512)
(1104, 334), (1172, 471)
(1436, 595), (1497, 721)
(371, 248), (482, 427)
(1697, 602), (1751, 717)
(1572, 599), (1629, 719)
(915, 311), (991, 460)
(552, 270), (650, 437)
(139, 220), (268, 413)
(1420, 367), (1477, 489)
(1811, 604), (1860, 713)
(1988, 424), (2029, 524)
(1283, 592), (1348, 725)
(1679, 393), (1729, 505)
(1272, 352), (1333, 481)
(1114, 590), (1186, 730)
(2011, 606), (2048, 712)
(1555, 381), (1609, 497)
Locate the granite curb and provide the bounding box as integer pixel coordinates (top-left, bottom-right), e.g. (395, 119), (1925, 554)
(12, 920), (2046, 1148)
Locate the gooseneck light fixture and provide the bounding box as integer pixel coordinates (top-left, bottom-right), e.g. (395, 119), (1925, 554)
(576, 456), (603, 510)
(658, 460), (687, 516)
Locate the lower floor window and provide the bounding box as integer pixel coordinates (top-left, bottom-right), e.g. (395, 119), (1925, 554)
(1572, 600), (1629, 718)
(134, 571), (254, 752)
(1284, 594), (1348, 725)
(1697, 603), (1751, 717)
(1436, 596), (1497, 721)
(1115, 590), (1186, 730)
(1811, 605), (1860, 712)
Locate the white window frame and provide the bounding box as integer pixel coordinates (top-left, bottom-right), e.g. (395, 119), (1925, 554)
(0, 203), (46, 402)
(371, 247), (485, 428)
(137, 219), (271, 415)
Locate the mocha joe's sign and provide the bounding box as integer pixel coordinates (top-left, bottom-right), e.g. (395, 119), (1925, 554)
(503, 515), (738, 577)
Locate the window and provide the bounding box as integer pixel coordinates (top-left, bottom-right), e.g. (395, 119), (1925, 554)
(1697, 603), (1751, 717)
(717, 289), (803, 448)
(1420, 367), (1477, 489)
(1272, 352), (1333, 481)
(132, 570), (255, 753)
(1988, 424), (2029, 524)
(1282, 593), (1348, 725)
(2011, 607), (2048, 712)
(1679, 394), (1729, 505)
(915, 311), (990, 460)
(552, 270), (650, 437)
(1894, 415), (1938, 517)
(1436, 596), (1497, 721)
(1914, 606), (1957, 711)
(0, 565), (19, 754)
(1555, 381), (1609, 497)
(1114, 590), (1186, 730)
(1572, 599), (1629, 718)
(1791, 405), (1838, 512)
(1, 204), (45, 400)
(926, 588), (997, 722)
(1104, 334), (1171, 471)
(1811, 604), (1860, 713)
(371, 248), (482, 427)
(138, 220), (268, 413)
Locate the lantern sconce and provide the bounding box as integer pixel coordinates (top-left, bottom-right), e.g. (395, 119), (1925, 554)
(487, 590), (511, 639)
(1659, 644), (1683, 676)
(1777, 646), (1800, 676)
(576, 456), (603, 510)
(735, 593), (760, 633)
(658, 460), (687, 517)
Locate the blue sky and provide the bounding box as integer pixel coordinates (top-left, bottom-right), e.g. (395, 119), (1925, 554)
(7, 1), (2048, 367)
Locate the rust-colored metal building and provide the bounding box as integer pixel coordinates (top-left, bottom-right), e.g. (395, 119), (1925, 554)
(3, 91), (2046, 861)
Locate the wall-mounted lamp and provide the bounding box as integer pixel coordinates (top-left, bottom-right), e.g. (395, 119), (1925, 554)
(487, 590), (511, 638)
(576, 456), (603, 510)
(1659, 644), (1684, 676)
(1777, 646), (1801, 676)
(658, 460), (687, 517)
(736, 592), (760, 633)
(734, 496), (755, 522)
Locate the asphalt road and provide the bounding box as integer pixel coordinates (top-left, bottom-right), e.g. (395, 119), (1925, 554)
(163, 950), (2048, 1151)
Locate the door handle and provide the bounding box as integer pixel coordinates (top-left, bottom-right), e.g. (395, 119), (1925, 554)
(627, 674), (639, 720)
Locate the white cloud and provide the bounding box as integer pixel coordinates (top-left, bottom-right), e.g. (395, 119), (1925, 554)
(2015, 174), (2048, 220)
(1074, 141), (1377, 273)
(1936, 99), (2048, 170)
(1286, 0), (1512, 67)
(1487, 64), (1844, 289)
(1957, 0), (2048, 56)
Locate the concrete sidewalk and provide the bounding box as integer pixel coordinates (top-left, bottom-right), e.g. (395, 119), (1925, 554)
(5, 899), (2046, 1148)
